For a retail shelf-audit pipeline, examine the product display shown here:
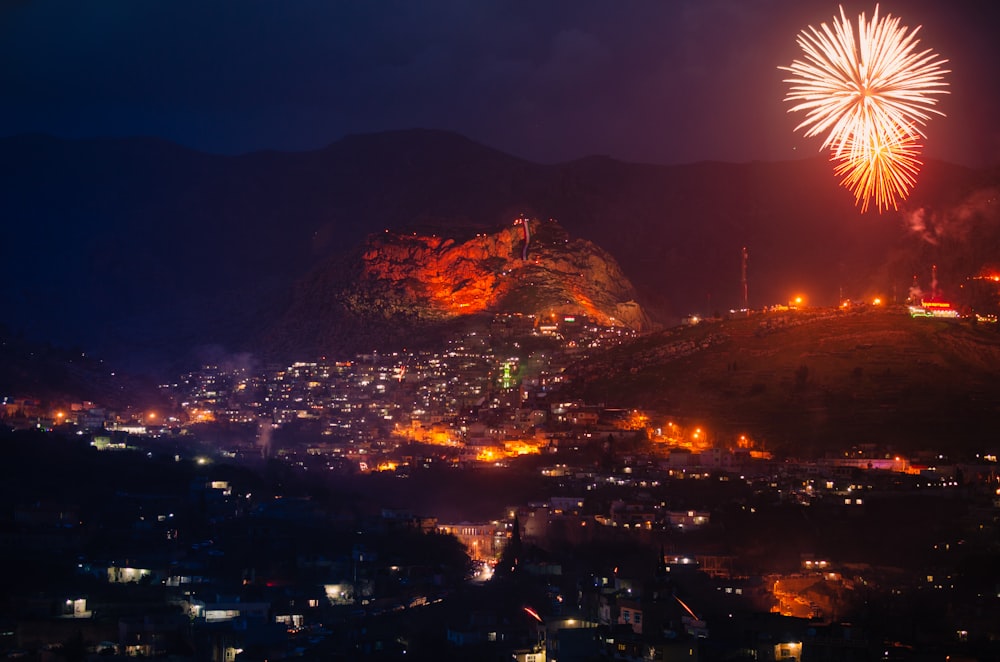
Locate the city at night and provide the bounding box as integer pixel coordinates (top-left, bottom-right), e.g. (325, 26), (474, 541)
(2, 2), (1000, 661)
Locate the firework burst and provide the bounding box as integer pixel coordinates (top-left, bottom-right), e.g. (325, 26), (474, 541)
(780, 5), (949, 212)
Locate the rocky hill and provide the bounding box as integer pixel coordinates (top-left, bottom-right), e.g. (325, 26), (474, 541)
(263, 218), (650, 357)
(2, 129), (999, 373)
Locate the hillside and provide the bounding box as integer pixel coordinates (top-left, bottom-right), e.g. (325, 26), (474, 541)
(564, 308), (1000, 456)
(262, 218), (649, 357)
(2, 129), (999, 373)
(0, 327), (166, 412)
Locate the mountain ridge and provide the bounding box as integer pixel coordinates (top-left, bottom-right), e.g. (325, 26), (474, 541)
(2, 129), (998, 373)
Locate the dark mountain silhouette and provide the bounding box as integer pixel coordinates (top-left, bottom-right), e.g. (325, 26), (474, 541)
(0, 325), (166, 412)
(2, 129), (998, 374)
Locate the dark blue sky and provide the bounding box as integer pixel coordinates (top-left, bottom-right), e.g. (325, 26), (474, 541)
(3, 0), (998, 166)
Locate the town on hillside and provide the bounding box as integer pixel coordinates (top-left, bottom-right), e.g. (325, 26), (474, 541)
(2, 306), (999, 661)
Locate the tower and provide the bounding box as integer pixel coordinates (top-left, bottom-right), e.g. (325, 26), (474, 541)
(741, 247), (749, 311)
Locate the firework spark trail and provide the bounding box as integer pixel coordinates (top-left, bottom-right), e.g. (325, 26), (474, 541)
(833, 123), (923, 212)
(780, 5), (949, 212)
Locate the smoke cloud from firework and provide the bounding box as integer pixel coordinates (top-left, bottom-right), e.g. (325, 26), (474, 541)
(194, 345), (260, 375)
(904, 187), (1000, 245)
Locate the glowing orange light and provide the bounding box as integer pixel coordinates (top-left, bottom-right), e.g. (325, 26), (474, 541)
(188, 409), (216, 423)
(674, 595), (699, 620)
(621, 410), (649, 431)
(832, 127), (923, 212)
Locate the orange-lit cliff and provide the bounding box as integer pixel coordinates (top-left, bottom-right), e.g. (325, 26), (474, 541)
(263, 218), (651, 358)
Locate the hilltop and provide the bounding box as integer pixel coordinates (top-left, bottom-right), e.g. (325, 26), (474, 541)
(0, 327), (166, 412)
(262, 218), (649, 357)
(564, 307), (1000, 456)
(3, 129), (999, 373)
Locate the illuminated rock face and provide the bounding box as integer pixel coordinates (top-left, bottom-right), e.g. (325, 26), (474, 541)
(352, 219), (648, 328)
(264, 218), (650, 358)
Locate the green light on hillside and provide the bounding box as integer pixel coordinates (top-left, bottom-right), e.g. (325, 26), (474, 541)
(501, 361), (516, 389)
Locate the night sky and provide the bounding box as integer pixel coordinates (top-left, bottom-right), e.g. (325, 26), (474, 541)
(3, 0), (999, 167)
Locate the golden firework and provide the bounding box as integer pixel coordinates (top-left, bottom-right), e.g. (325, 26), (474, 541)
(780, 5), (949, 212)
(833, 124), (922, 213)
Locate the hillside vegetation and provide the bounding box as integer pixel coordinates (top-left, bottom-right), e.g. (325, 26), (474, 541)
(566, 308), (1000, 456)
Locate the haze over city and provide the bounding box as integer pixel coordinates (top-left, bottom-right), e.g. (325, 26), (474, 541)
(3, 2), (1000, 661)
